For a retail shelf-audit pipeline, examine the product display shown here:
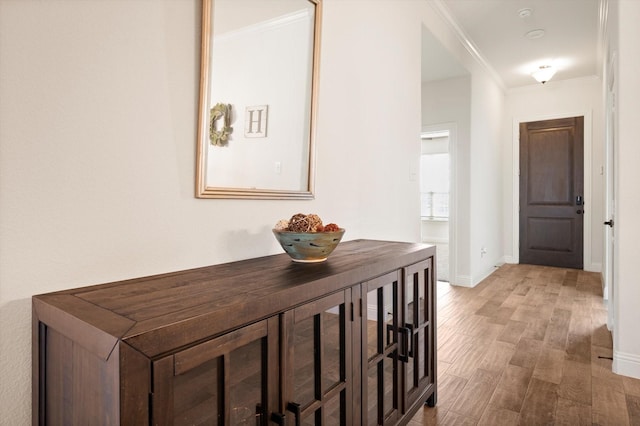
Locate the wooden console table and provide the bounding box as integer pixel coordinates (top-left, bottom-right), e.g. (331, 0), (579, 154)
(33, 239), (437, 425)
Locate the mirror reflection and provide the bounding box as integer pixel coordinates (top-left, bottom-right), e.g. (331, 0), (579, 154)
(196, 0), (321, 199)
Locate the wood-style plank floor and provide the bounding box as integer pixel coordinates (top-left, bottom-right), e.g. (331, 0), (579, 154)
(409, 263), (640, 426)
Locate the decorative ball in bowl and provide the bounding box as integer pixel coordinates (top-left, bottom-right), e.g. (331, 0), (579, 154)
(273, 213), (345, 263)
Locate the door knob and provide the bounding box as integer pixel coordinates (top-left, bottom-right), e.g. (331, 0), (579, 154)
(604, 220), (614, 227)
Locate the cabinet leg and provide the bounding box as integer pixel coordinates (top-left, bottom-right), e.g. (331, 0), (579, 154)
(425, 392), (437, 407)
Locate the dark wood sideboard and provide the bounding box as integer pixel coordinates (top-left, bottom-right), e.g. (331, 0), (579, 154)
(33, 239), (437, 425)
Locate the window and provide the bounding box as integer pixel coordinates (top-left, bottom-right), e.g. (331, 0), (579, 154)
(420, 153), (449, 219)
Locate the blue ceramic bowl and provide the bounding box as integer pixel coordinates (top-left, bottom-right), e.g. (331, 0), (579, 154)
(273, 229), (345, 262)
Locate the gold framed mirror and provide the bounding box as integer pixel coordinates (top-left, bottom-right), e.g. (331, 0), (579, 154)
(196, 0), (322, 199)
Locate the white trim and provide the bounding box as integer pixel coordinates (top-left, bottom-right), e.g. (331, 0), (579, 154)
(454, 275), (473, 287)
(420, 130), (449, 139)
(215, 9), (311, 42)
(473, 264), (500, 287)
(613, 350), (640, 380)
(512, 121), (520, 264)
(503, 256), (517, 264)
(586, 262), (602, 273)
(430, 0), (506, 92)
(511, 111), (593, 270)
(421, 237), (449, 245)
(604, 48), (617, 329)
(597, 0), (609, 78)
(421, 123), (458, 291)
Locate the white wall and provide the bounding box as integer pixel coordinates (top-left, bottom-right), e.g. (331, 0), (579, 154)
(421, 220), (449, 242)
(421, 76), (471, 283)
(502, 77), (605, 272)
(318, 1), (423, 241)
(469, 72), (506, 284)
(422, 76), (472, 129)
(612, 0), (640, 379)
(421, 74), (505, 287)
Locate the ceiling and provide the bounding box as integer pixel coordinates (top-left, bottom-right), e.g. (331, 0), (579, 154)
(422, 0), (602, 89)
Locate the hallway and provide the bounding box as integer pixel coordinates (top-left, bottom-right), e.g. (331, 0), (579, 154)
(409, 264), (640, 425)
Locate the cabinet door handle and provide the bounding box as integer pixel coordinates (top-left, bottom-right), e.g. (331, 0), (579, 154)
(286, 402), (301, 426)
(270, 412), (285, 425)
(255, 404), (263, 426)
(405, 323), (415, 358)
(386, 323), (395, 347)
(398, 326), (410, 363)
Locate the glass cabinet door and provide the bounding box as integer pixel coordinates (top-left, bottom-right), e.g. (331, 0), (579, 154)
(403, 259), (437, 409)
(362, 270), (402, 425)
(281, 290), (352, 425)
(152, 317), (279, 425)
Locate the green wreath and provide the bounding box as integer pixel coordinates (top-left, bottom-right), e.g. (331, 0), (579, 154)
(209, 103), (232, 146)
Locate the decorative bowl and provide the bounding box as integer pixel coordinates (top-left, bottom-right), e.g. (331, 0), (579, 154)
(273, 229), (346, 263)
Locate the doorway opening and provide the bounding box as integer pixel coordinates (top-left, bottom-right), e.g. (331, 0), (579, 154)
(420, 129), (451, 282)
(420, 24), (466, 286)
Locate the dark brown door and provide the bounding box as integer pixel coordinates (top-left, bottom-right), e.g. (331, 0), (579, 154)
(519, 116), (584, 269)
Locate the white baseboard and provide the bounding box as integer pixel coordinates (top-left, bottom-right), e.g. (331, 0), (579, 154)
(607, 316), (614, 332)
(585, 262), (602, 273)
(452, 264), (500, 288)
(613, 350), (640, 380)
(473, 264), (500, 287)
(453, 275), (473, 287)
(486, 257), (601, 273)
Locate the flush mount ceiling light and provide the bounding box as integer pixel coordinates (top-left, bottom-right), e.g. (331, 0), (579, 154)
(518, 8), (533, 18)
(525, 29), (546, 40)
(532, 65), (556, 84)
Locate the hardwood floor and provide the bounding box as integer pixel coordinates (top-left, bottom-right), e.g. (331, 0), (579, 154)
(408, 263), (640, 426)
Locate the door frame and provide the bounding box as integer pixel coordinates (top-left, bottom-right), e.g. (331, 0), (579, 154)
(604, 51), (617, 330)
(420, 122), (457, 285)
(510, 110), (595, 271)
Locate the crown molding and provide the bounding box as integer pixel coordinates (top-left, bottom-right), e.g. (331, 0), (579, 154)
(430, 0), (506, 92)
(597, 0), (608, 78)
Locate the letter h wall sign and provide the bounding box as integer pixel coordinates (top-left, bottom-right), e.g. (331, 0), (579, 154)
(244, 105), (268, 138)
